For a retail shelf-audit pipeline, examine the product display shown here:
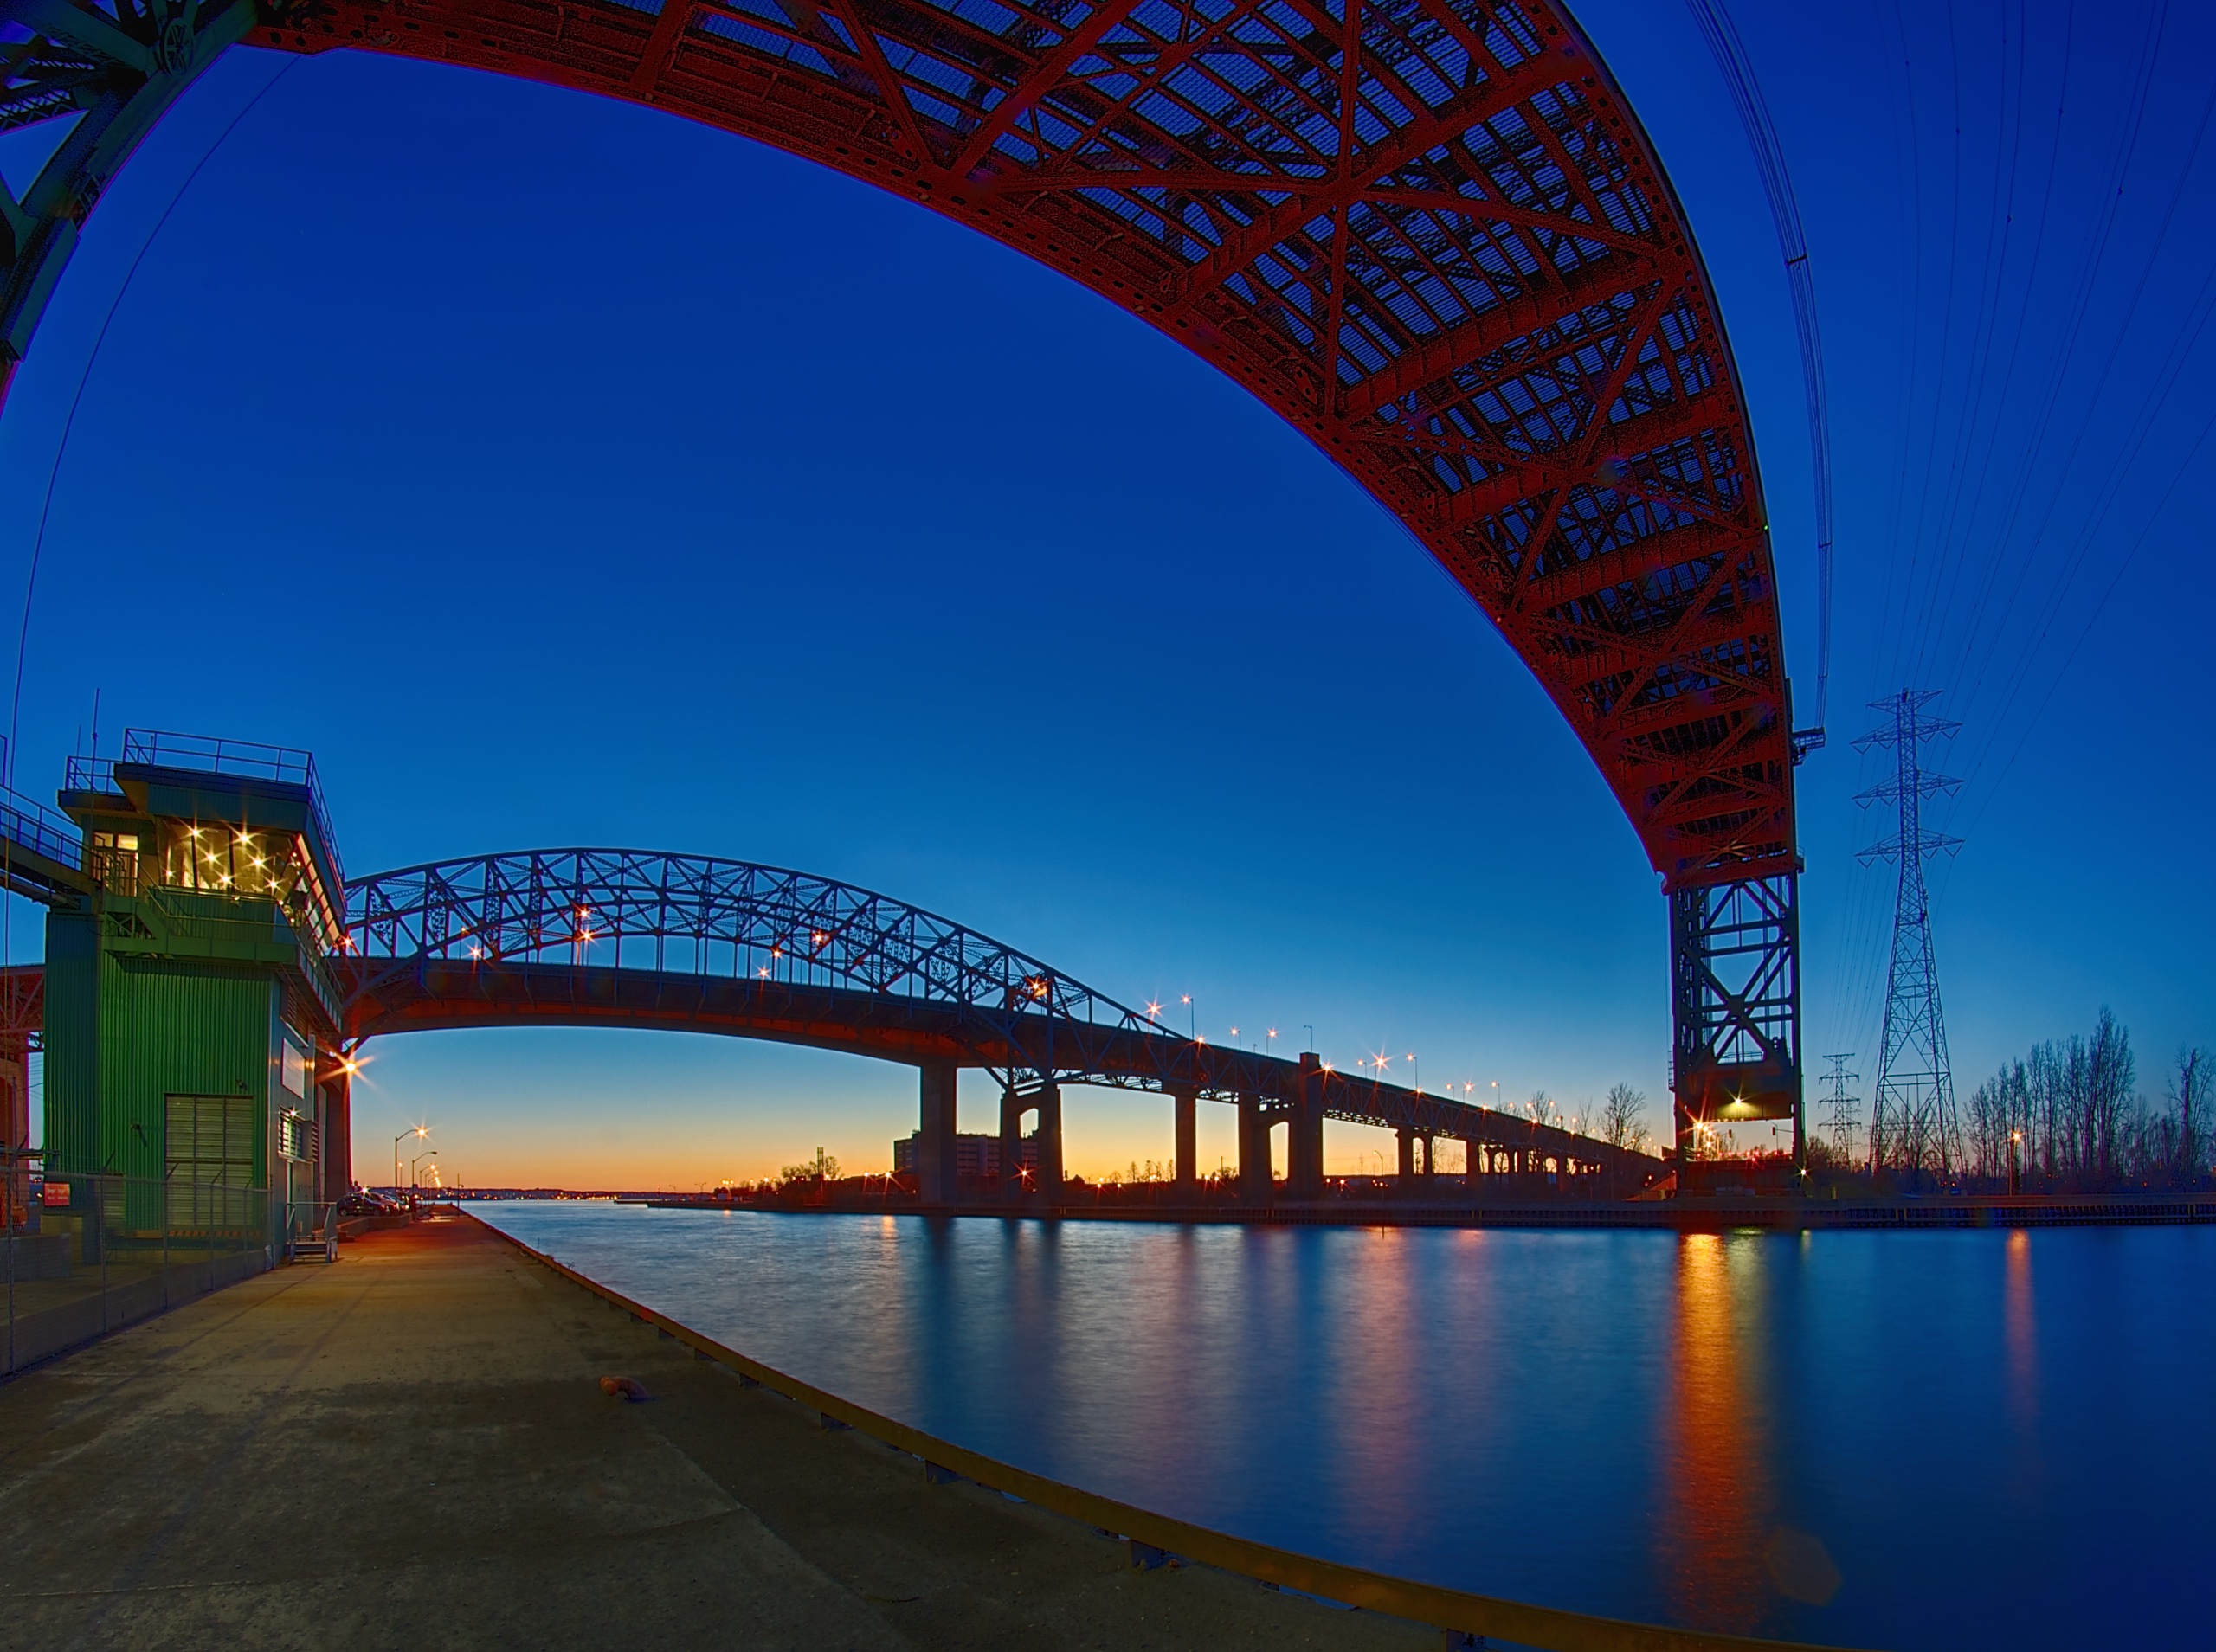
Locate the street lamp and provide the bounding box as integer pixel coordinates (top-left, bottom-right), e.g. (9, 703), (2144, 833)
(395, 1125), (428, 1192)
(411, 1150), (438, 1188)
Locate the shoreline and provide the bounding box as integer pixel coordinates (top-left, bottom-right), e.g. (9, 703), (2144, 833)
(628, 1189), (2216, 1231)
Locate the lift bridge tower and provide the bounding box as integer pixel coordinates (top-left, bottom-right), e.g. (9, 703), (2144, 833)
(1855, 691), (1962, 1181)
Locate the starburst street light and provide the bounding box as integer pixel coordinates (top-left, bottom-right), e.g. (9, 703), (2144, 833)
(393, 1123), (428, 1192)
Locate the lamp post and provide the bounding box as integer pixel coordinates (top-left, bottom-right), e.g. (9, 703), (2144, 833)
(410, 1150), (437, 1188)
(395, 1125), (427, 1192)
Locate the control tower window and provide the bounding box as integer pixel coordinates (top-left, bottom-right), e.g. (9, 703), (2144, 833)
(161, 824), (297, 900)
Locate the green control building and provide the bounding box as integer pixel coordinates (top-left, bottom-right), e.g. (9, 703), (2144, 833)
(7, 732), (351, 1255)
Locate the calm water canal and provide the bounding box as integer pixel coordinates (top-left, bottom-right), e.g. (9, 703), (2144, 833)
(476, 1204), (2213, 1649)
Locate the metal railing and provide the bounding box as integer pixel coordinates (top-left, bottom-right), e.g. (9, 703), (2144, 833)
(0, 785), (82, 870)
(68, 730), (345, 884)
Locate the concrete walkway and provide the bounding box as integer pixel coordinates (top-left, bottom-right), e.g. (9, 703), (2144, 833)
(0, 1215), (1435, 1650)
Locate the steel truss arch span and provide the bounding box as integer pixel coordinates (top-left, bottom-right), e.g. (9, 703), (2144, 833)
(337, 846), (1660, 1180)
(342, 845), (1155, 1043)
(2, 0), (1801, 1151)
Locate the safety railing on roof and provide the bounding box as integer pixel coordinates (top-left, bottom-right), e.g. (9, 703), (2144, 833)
(67, 731), (343, 885)
(61, 755), (115, 795)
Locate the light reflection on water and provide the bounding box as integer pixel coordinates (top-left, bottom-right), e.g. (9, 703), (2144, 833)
(477, 1204), (2213, 1649)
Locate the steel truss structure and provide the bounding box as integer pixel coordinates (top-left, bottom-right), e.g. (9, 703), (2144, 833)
(340, 848), (1654, 1175)
(1856, 691), (1960, 1180)
(0, 0), (1800, 1143)
(1669, 867), (1798, 1160)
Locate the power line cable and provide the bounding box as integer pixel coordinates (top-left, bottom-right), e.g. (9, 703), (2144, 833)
(1682, 0), (1834, 736)
(4, 56), (300, 789)
(1910, 3), (2166, 704)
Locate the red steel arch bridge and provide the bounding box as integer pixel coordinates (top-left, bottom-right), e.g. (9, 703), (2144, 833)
(0, 0), (1804, 1159)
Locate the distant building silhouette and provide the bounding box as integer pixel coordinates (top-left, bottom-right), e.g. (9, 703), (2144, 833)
(893, 1132), (1038, 1180)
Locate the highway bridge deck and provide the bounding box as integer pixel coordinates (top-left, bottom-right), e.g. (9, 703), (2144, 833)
(0, 1216), (1435, 1650)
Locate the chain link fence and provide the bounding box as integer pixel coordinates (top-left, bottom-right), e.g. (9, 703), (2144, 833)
(2, 1164), (284, 1376)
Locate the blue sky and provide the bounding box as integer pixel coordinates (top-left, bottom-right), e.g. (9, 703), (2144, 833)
(2, 1), (2208, 1187)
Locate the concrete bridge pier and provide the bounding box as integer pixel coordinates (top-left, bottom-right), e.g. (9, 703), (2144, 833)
(994, 1083), (1064, 1201)
(1420, 1133), (1438, 1190)
(1034, 1082), (1064, 1198)
(1287, 1055), (1325, 1199)
(999, 1084), (1024, 1203)
(1237, 1097), (1272, 1205)
(1464, 1135), (1485, 1187)
(1395, 1128), (1416, 1184)
(1170, 1085), (1198, 1195)
(917, 1060), (959, 1206)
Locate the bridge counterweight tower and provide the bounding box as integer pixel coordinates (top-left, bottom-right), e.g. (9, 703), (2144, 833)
(1670, 869), (1803, 1186)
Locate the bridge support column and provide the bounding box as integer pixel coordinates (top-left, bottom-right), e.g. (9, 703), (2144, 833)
(320, 1065), (352, 1205)
(1034, 1080), (1063, 1199)
(1288, 1054), (1325, 1199)
(1237, 1097), (1272, 1205)
(1465, 1137), (1485, 1191)
(1171, 1086), (1197, 1196)
(1420, 1133), (1437, 1190)
(1000, 1084), (1025, 1202)
(918, 1061), (959, 1207)
(1396, 1128), (1417, 1183)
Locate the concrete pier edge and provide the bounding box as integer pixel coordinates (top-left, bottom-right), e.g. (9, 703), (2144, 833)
(468, 1210), (1878, 1652)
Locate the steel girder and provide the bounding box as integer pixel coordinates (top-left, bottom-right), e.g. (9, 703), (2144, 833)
(240, 0), (1794, 892)
(338, 851), (1658, 1175)
(0, 0), (261, 390)
(342, 846), (1156, 1040)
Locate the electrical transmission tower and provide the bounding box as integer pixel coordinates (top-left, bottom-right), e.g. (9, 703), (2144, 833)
(1820, 1052), (1860, 1160)
(1855, 691), (1962, 1182)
